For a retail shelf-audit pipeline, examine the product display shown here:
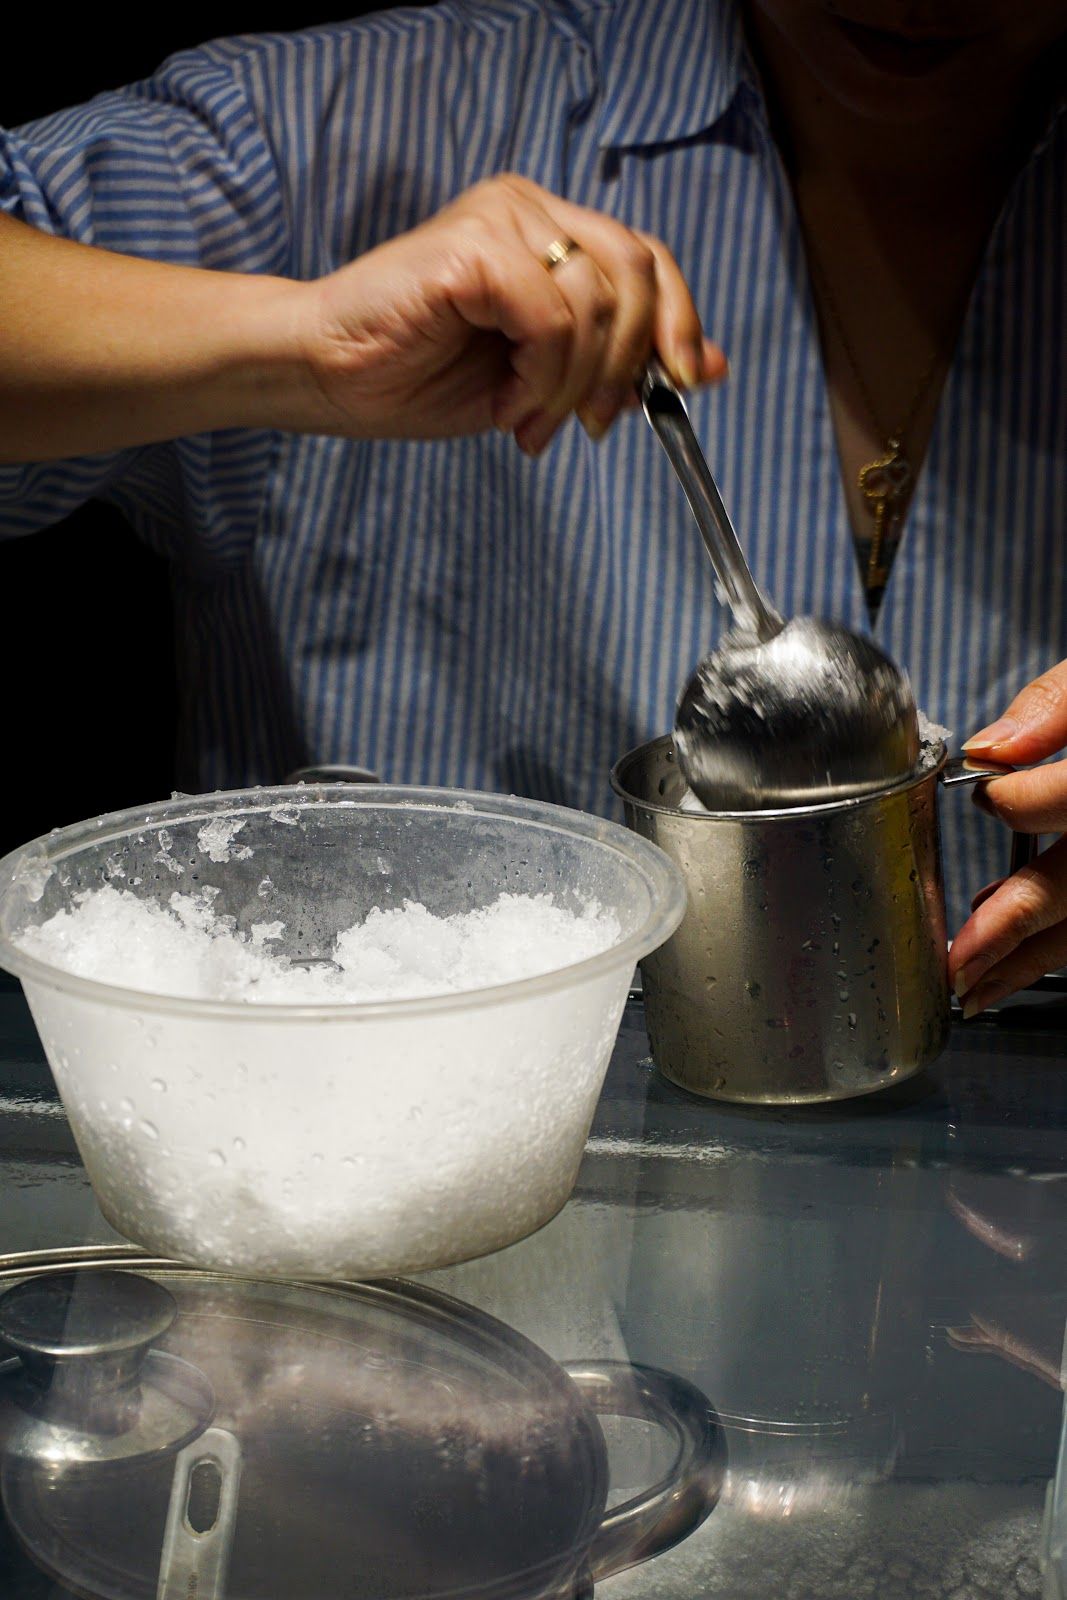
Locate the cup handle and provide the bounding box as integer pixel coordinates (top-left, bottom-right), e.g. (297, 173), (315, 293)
(562, 1361), (726, 1584)
(939, 757), (1038, 874)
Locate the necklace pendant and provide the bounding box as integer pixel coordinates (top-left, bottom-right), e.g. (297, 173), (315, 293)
(866, 522), (894, 592)
(857, 441), (912, 597)
(857, 441), (912, 509)
(864, 501), (896, 592)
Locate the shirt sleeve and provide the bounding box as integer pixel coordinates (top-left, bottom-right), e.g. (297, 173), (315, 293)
(0, 44), (289, 542)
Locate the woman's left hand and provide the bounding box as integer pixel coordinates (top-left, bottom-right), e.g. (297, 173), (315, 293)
(950, 660), (1067, 1017)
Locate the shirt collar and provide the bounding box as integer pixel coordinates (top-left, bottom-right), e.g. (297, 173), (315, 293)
(594, 0), (756, 152)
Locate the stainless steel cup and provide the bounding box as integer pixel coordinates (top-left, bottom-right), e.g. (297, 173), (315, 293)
(612, 737), (994, 1105)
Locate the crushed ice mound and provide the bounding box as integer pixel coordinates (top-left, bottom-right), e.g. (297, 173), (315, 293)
(917, 710), (952, 755)
(16, 886), (621, 1004)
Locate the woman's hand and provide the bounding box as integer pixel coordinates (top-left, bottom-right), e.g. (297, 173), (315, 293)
(949, 661), (1067, 1016)
(302, 172), (727, 452)
(2, 176), (724, 462)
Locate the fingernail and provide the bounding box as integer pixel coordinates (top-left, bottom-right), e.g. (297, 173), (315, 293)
(674, 348), (699, 389)
(578, 406), (608, 442)
(492, 393), (522, 433)
(514, 417), (542, 455)
(962, 717), (1022, 752)
(702, 342), (729, 383)
(589, 385), (625, 427)
(962, 981), (1009, 1020)
(515, 411), (556, 456)
(954, 954), (997, 998)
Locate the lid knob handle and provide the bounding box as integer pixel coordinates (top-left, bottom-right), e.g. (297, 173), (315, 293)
(0, 1270), (177, 1436)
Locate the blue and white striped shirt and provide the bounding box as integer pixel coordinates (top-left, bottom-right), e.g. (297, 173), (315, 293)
(1, 0), (1064, 926)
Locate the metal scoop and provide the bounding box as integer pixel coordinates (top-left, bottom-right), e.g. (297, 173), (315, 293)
(639, 359), (919, 810)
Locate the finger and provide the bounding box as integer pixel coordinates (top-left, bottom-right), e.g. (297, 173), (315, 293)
(444, 233), (576, 419)
(635, 230), (729, 391)
(463, 177), (731, 446)
(603, 344), (726, 420)
(962, 661), (1067, 762)
(495, 177), (728, 395)
(511, 214), (653, 447)
(949, 834), (1067, 999)
(512, 249), (619, 452)
(560, 219), (658, 438)
(544, 217), (723, 437)
(468, 177), (627, 433)
(970, 760), (1067, 834)
(957, 920), (1067, 1018)
(464, 190), (627, 447)
(487, 249), (618, 447)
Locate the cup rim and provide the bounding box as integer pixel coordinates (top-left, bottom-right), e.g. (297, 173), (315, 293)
(0, 785), (687, 1021)
(611, 735), (947, 821)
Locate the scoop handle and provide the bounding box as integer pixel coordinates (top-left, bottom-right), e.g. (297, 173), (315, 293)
(638, 360), (781, 642)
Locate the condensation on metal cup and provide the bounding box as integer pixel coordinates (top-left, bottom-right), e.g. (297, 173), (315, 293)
(611, 736), (954, 1105)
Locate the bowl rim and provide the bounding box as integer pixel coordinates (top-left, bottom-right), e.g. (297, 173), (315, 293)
(0, 784), (687, 1020)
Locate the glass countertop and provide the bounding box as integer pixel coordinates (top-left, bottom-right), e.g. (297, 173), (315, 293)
(2, 973), (1066, 1598)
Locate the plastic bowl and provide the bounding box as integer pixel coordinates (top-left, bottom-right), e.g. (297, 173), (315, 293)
(0, 786), (684, 1278)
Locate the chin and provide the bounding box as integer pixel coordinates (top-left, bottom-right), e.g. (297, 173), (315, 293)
(747, 1), (995, 124)
(805, 16), (983, 122)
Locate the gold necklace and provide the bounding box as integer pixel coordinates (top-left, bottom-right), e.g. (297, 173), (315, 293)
(807, 252), (943, 604)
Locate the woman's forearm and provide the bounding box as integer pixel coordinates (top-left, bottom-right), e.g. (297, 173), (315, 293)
(0, 213), (329, 461)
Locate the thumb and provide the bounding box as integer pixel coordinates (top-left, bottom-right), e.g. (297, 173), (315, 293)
(962, 663), (1067, 763)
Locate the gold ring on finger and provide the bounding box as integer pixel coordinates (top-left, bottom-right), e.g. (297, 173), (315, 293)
(541, 236), (581, 272)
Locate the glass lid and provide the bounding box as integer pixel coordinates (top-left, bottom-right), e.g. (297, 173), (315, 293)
(0, 1257), (608, 1600)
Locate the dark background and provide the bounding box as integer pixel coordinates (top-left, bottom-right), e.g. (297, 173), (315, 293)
(1, 3), (412, 859)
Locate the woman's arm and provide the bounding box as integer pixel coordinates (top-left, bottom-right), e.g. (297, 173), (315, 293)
(0, 175), (726, 463)
(0, 211), (312, 459)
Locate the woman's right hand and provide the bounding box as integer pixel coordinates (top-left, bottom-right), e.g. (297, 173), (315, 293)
(301, 172), (728, 453)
